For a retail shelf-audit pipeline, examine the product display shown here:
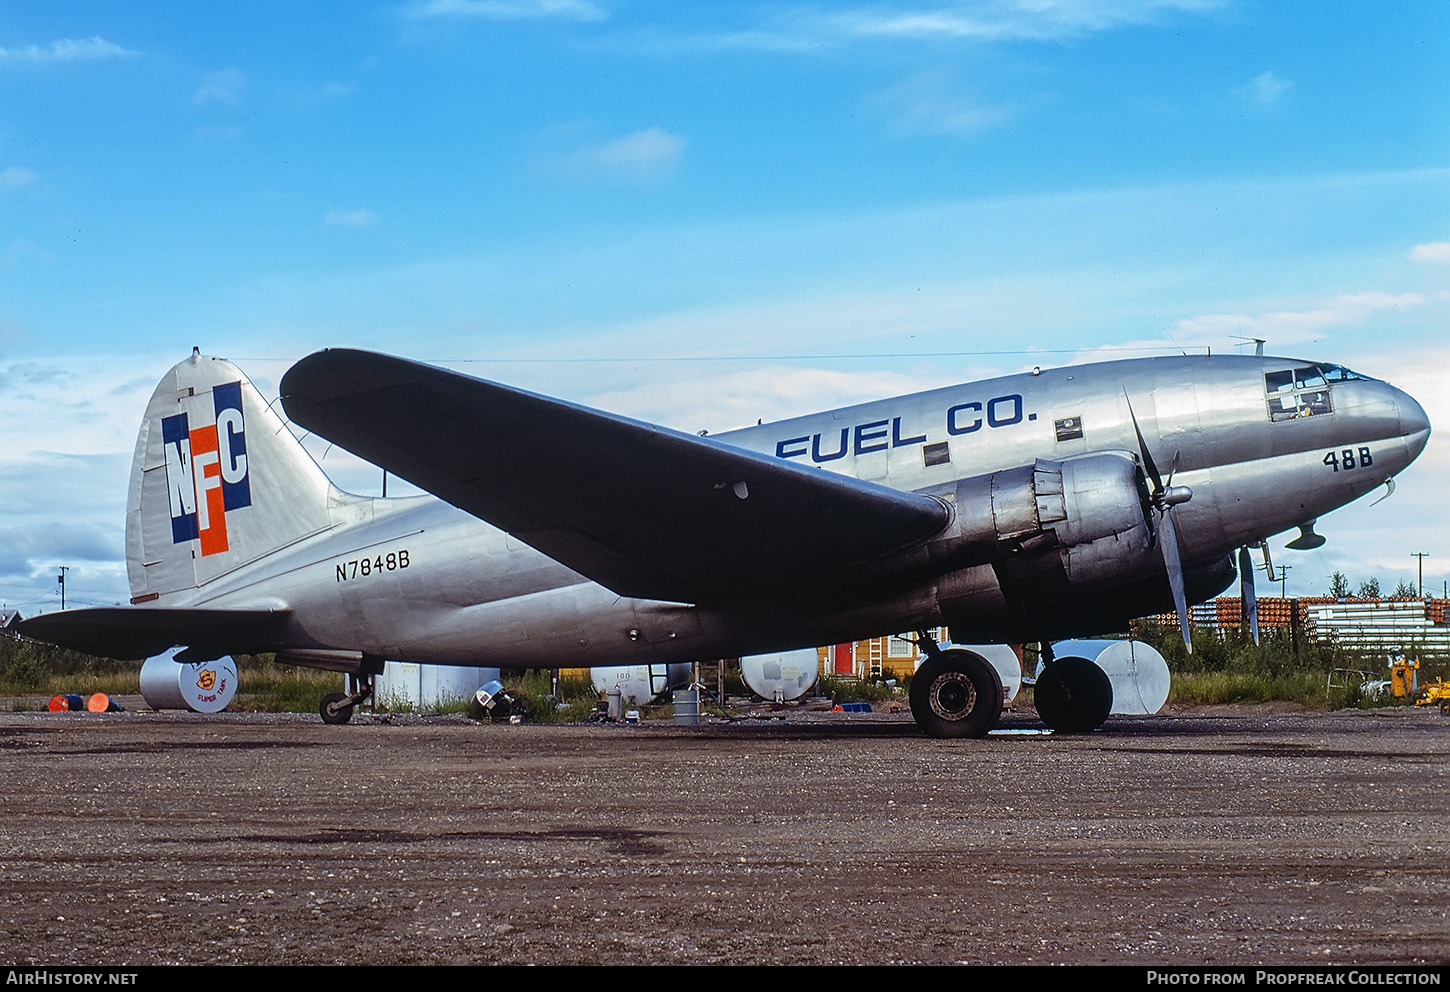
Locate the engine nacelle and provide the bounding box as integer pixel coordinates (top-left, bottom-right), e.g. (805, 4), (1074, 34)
(934, 452), (1156, 588)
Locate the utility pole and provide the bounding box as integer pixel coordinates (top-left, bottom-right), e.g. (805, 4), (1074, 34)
(1278, 564), (1291, 598)
(57, 566), (69, 610)
(1412, 552), (1429, 597)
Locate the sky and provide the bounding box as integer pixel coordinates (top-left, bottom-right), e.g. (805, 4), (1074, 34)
(1, 0), (1448, 614)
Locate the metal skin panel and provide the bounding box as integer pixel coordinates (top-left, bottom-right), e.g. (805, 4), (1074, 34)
(19, 350), (1430, 672)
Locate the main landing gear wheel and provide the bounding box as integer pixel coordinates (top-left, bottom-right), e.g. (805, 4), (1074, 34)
(319, 691), (355, 725)
(1034, 657), (1112, 733)
(910, 649), (1004, 739)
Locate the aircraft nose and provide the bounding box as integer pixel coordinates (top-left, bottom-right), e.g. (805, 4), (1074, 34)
(1396, 386), (1431, 459)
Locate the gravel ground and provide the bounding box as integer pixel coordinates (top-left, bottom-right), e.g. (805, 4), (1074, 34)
(0, 702), (1447, 966)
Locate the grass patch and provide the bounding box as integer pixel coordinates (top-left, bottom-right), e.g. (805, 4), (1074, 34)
(495, 669), (605, 722)
(0, 634), (138, 697)
(817, 672), (900, 705)
(1168, 670), (1327, 707)
(233, 656), (342, 713)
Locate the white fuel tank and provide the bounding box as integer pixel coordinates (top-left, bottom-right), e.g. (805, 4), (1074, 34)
(590, 663), (692, 705)
(375, 662), (502, 710)
(740, 648), (820, 702)
(1042, 639), (1170, 714)
(139, 649), (239, 713)
(937, 643), (1024, 703)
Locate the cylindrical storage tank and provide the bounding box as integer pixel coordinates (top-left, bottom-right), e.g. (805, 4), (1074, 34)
(140, 649), (238, 713)
(590, 663), (691, 705)
(943, 643), (1024, 703)
(1043, 639), (1170, 714)
(375, 662), (501, 710)
(740, 649), (819, 702)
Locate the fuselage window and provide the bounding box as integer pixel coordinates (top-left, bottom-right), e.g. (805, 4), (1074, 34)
(1266, 366), (1334, 422)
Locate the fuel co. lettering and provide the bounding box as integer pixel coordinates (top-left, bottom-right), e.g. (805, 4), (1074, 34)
(774, 394), (1033, 464)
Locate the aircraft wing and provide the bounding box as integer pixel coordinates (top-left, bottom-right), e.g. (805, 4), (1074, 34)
(15, 607), (292, 660)
(281, 349), (950, 603)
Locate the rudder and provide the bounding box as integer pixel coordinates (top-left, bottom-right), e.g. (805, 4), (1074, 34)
(126, 349), (334, 602)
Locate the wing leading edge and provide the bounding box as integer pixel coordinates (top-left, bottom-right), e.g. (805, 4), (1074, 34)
(281, 349), (950, 603)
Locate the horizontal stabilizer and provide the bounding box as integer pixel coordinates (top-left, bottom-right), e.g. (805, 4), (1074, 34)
(16, 607), (291, 660)
(281, 349), (950, 602)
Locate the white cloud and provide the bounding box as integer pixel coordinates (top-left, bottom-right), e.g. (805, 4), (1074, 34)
(0, 167), (37, 189)
(586, 366), (933, 434)
(539, 126), (686, 184)
(1239, 70), (1293, 106)
(295, 81), (356, 107)
(404, 0), (607, 21)
(669, 1), (1223, 52)
(1410, 241), (1450, 264)
(1170, 291), (1427, 345)
(193, 68), (247, 106)
(325, 208), (380, 228)
(867, 69), (1017, 136)
(0, 36), (137, 65)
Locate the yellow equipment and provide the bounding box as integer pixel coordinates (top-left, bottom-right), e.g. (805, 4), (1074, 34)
(1415, 678), (1450, 716)
(1388, 654), (1419, 697)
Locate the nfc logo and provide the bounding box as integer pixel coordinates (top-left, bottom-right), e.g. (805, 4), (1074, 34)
(161, 381), (251, 555)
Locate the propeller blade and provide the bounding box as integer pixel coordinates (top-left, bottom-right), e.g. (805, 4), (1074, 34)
(1124, 394), (1164, 492)
(1159, 507), (1191, 652)
(1239, 546), (1259, 645)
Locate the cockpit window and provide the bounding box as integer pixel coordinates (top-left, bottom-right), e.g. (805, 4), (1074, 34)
(1319, 364), (1373, 382)
(1266, 365), (1333, 421)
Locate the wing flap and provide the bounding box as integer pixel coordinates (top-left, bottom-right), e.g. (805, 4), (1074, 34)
(281, 349), (949, 602)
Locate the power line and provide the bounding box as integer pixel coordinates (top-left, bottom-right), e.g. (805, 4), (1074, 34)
(232, 344), (1208, 366)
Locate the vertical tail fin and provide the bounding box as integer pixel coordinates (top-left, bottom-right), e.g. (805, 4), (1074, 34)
(126, 350), (335, 602)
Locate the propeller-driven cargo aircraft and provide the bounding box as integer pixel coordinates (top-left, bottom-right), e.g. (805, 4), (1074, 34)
(18, 348), (1430, 737)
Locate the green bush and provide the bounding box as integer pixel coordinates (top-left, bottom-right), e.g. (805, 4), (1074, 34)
(0, 634), (138, 695)
(818, 672), (898, 705)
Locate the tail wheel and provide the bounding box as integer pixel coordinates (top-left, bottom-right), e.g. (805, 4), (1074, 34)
(320, 691), (355, 725)
(1034, 657), (1112, 732)
(910, 649), (1004, 739)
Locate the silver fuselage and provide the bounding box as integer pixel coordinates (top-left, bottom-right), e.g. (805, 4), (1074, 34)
(164, 355), (1431, 669)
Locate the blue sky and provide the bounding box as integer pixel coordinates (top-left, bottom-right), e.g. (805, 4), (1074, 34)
(2, 1), (1448, 613)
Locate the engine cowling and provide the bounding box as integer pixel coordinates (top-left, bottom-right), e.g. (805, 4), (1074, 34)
(933, 452), (1157, 588)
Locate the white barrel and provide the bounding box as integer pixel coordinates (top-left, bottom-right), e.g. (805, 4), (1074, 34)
(942, 643), (1024, 703)
(139, 649), (239, 713)
(1045, 639), (1171, 714)
(740, 649), (819, 701)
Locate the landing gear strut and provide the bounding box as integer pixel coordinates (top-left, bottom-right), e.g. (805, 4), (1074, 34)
(908, 631), (1004, 739)
(1034, 643), (1112, 732)
(319, 669), (377, 725)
